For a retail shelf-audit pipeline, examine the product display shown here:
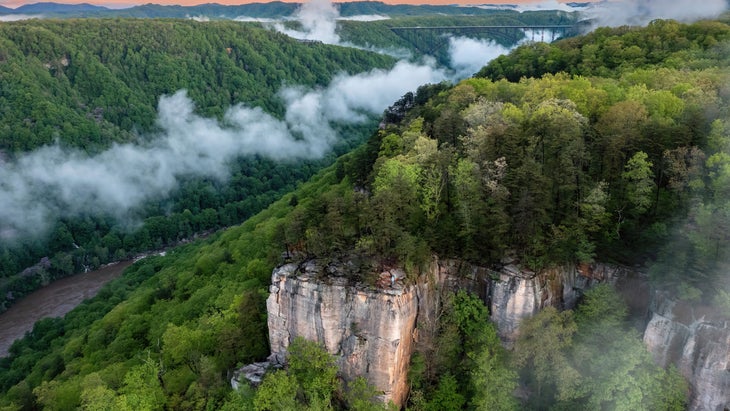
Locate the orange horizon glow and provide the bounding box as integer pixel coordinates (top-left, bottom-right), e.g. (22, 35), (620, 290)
(2, 0), (594, 10)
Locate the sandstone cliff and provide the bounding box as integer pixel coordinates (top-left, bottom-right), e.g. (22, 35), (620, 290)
(643, 291), (730, 411)
(261, 257), (730, 409)
(489, 263), (636, 343)
(266, 260), (424, 406)
(264, 257), (632, 406)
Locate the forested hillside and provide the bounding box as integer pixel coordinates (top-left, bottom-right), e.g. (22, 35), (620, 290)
(1, 18), (728, 410)
(0, 19), (393, 152)
(0, 19), (395, 312)
(478, 18), (730, 80)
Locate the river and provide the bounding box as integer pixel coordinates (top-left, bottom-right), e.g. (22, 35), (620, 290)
(0, 260), (133, 357)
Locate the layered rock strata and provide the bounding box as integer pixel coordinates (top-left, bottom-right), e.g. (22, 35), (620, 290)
(264, 258), (634, 405)
(643, 291), (730, 411)
(267, 260), (422, 406)
(489, 263), (637, 343)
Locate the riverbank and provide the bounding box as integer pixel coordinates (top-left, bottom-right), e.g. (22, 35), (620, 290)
(0, 260), (133, 357)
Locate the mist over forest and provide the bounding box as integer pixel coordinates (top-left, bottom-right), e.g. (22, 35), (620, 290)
(0, 1), (729, 410)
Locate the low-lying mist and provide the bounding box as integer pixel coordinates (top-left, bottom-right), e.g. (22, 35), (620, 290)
(583, 0), (728, 28)
(263, 0), (729, 78)
(0, 61), (446, 241)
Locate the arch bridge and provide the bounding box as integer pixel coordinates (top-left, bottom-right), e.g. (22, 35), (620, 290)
(390, 25), (580, 55)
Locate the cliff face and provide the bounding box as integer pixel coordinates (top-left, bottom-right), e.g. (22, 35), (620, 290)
(643, 292), (730, 411)
(489, 263), (636, 343)
(267, 261), (425, 406)
(265, 258), (630, 406)
(264, 257), (730, 409)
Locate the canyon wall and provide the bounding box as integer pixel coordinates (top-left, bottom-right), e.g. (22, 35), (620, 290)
(489, 263), (634, 343)
(264, 258), (627, 405)
(263, 257), (728, 409)
(643, 291), (730, 411)
(266, 260), (425, 406)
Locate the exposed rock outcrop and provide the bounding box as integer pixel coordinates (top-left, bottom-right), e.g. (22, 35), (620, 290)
(262, 256), (730, 408)
(643, 291), (730, 411)
(267, 260), (424, 406)
(264, 257), (634, 406)
(489, 263), (638, 343)
(230, 361), (271, 389)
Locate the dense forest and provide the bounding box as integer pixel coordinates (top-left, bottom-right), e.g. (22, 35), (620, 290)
(0, 19), (394, 312)
(0, 16), (728, 410)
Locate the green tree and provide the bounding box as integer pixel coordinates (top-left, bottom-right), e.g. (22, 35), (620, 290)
(80, 373), (116, 411)
(424, 374), (464, 411)
(287, 337), (339, 408)
(513, 307), (578, 405)
(344, 377), (388, 411)
(561, 285), (688, 410)
(622, 151), (656, 216)
(253, 370), (298, 411)
(115, 360), (165, 411)
(468, 347), (519, 411)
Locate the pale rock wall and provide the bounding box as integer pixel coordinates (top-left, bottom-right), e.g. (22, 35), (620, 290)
(264, 257), (729, 409)
(490, 263), (634, 343)
(643, 291), (730, 411)
(264, 258), (632, 406)
(267, 261), (424, 406)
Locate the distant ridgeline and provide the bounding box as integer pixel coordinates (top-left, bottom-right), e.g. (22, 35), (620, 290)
(0, 1), (577, 19)
(0, 19), (394, 311)
(0, 18), (728, 410)
(0, 2), (583, 64)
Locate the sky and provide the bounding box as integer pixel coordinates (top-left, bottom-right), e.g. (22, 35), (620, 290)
(1, 0), (594, 10)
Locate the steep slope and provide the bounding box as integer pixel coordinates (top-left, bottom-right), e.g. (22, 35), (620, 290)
(265, 258), (636, 407)
(0, 18), (395, 312)
(0, 19), (393, 152)
(644, 292), (730, 411)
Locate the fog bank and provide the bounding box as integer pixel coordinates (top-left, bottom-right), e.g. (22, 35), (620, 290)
(0, 61), (446, 240)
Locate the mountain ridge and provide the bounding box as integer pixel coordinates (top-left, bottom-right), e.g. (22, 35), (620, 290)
(0, 0), (537, 17)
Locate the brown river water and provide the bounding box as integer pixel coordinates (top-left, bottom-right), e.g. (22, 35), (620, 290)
(0, 260), (133, 357)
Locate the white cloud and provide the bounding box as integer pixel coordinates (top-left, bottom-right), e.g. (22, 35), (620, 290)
(338, 14), (390, 22)
(273, 0), (341, 44)
(0, 14), (41, 21)
(583, 0), (728, 28)
(233, 16), (284, 23)
(448, 37), (514, 78)
(0, 61), (447, 239)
